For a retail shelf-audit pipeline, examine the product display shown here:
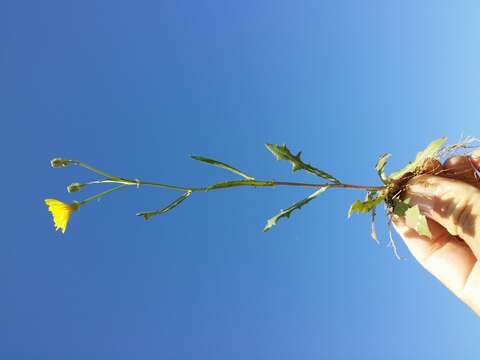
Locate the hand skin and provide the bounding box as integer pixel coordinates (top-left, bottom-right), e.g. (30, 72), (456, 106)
(393, 150), (480, 315)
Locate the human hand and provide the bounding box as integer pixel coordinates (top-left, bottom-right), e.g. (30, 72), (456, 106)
(393, 151), (480, 315)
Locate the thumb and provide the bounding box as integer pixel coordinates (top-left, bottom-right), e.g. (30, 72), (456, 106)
(405, 175), (480, 258)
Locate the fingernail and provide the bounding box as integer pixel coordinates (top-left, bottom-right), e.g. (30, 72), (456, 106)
(471, 149), (480, 169)
(404, 182), (435, 215)
(407, 176), (445, 198)
(472, 149), (480, 160)
(408, 181), (437, 194)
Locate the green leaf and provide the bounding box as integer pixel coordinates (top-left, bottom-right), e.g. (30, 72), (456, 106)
(137, 191), (192, 220)
(205, 179), (275, 191)
(371, 206), (378, 243)
(405, 204), (432, 238)
(191, 155), (254, 180)
(263, 186), (330, 232)
(265, 144), (340, 183)
(392, 198), (411, 216)
(367, 191), (380, 243)
(348, 192), (385, 218)
(389, 137), (447, 180)
(375, 153), (391, 183)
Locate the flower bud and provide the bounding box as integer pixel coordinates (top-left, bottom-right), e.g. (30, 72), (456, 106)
(67, 183), (83, 193)
(51, 158), (70, 168)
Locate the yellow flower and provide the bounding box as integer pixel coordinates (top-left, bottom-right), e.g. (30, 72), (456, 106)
(44, 199), (79, 234)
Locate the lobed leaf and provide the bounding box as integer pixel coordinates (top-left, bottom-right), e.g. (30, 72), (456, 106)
(348, 191), (386, 218)
(263, 186), (330, 232)
(265, 144), (340, 183)
(389, 137), (447, 180)
(375, 153), (391, 183)
(137, 191), (192, 220)
(391, 198), (410, 216)
(404, 204), (432, 238)
(205, 179), (275, 191)
(191, 155), (254, 180)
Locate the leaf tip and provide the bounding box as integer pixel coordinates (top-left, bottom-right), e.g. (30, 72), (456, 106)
(136, 212), (151, 220)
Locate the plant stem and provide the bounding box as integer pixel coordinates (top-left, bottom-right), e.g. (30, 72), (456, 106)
(72, 160), (126, 181)
(77, 184), (128, 205)
(74, 159), (385, 193)
(74, 162), (386, 210)
(86, 178), (385, 192)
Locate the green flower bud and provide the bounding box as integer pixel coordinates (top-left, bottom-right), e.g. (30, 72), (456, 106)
(67, 183), (83, 193)
(51, 158), (71, 168)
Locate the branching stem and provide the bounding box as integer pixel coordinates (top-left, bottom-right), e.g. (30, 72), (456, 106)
(74, 160), (385, 208)
(87, 178), (385, 192)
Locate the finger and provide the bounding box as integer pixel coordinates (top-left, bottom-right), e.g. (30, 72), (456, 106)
(442, 155), (480, 188)
(421, 158), (443, 175)
(393, 217), (476, 297)
(405, 175), (480, 258)
(393, 217), (480, 315)
(470, 149), (480, 173)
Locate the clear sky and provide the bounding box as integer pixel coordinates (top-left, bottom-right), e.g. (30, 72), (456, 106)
(2, 0), (480, 358)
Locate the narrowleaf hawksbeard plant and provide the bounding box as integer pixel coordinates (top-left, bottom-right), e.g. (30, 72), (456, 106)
(45, 137), (479, 257)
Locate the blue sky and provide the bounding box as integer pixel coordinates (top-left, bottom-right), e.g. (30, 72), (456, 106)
(1, 0), (480, 358)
